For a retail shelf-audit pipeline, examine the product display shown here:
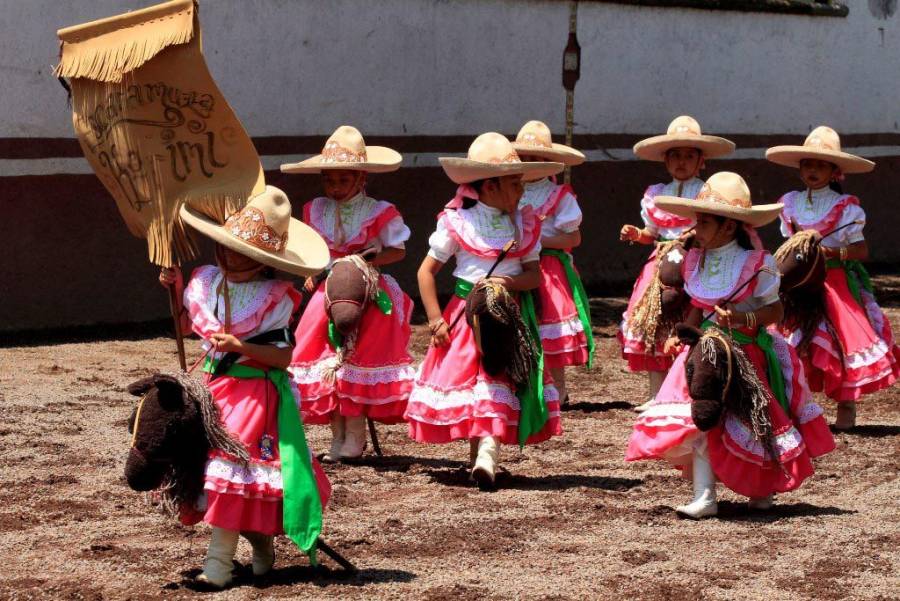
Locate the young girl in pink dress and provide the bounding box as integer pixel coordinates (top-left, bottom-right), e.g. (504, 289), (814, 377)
(281, 126), (415, 461)
(512, 120), (592, 404)
(767, 126), (900, 429)
(161, 186), (332, 588)
(405, 132), (564, 489)
(619, 117), (735, 411)
(626, 173), (834, 518)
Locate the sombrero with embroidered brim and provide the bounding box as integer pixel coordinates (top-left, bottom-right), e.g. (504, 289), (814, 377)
(766, 126), (874, 174)
(633, 115), (735, 162)
(512, 120), (585, 166)
(440, 132), (564, 184)
(180, 185), (330, 277)
(280, 125), (402, 174)
(653, 172), (782, 228)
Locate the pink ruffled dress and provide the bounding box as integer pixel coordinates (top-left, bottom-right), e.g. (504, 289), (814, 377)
(288, 193), (416, 425)
(626, 242), (835, 498)
(404, 198), (562, 445)
(779, 188), (900, 401)
(519, 178), (592, 368)
(619, 178), (703, 372)
(182, 265), (331, 534)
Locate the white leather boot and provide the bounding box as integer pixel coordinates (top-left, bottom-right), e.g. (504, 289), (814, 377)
(471, 436), (499, 490)
(242, 531), (275, 576)
(635, 371), (665, 413)
(197, 527), (239, 589)
(469, 437), (480, 469)
(675, 443), (718, 519)
(835, 402), (857, 431)
(322, 413), (346, 463)
(339, 415), (367, 459)
(748, 494), (774, 510)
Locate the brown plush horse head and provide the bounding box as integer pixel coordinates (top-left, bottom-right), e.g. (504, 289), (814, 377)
(627, 237), (692, 349)
(465, 280), (538, 386)
(773, 229), (833, 355)
(658, 236), (692, 318)
(325, 249), (379, 336)
(677, 325), (728, 430)
(125, 373), (248, 513)
(775, 229), (826, 294)
(678, 324), (781, 463)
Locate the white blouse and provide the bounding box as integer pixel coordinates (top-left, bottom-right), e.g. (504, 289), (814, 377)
(427, 201), (542, 283)
(519, 178), (583, 237)
(319, 192), (410, 247)
(685, 240), (781, 323)
(188, 272), (295, 362)
(778, 187), (866, 248)
(641, 177), (704, 240)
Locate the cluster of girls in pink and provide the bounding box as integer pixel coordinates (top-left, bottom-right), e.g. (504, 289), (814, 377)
(160, 117), (898, 588)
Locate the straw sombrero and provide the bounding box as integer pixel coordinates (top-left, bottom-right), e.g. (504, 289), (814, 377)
(633, 116), (735, 162)
(180, 186), (330, 277)
(440, 132), (564, 184)
(512, 120), (585, 166)
(653, 172), (782, 228)
(280, 125), (402, 174)
(766, 126), (874, 174)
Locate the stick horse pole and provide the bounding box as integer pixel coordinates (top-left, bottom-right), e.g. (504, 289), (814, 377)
(167, 276), (188, 371)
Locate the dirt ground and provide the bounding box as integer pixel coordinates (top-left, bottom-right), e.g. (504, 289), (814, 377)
(0, 291), (898, 601)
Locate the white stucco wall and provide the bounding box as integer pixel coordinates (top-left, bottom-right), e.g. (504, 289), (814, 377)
(0, 0), (896, 139)
(576, 1), (900, 135)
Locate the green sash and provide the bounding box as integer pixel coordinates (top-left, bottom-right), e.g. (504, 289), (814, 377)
(825, 259), (873, 309)
(454, 279), (548, 447)
(701, 322), (790, 416)
(203, 360), (322, 564)
(540, 249), (595, 369)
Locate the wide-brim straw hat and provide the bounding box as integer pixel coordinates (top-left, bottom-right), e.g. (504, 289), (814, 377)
(440, 132), (564, 184)
(633, 115), (735, 162)
(653, 172), (782, 228)
(180, 185), (330, 277)
(280, 125), (402, 174)
(766, 126), (874, 174)
(511, 120), (585, 166)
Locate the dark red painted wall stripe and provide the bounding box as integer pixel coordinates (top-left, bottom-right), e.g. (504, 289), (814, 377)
(2, 132), (899, 160)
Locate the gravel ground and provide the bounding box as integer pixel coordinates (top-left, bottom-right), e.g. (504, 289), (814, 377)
(0, 293), (897, 600)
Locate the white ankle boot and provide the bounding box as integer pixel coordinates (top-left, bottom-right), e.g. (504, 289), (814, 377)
(675, 446), (718, 519)
(634, 398), (655, 413)
(323, 414), (346, 463)
(242, 531), (275, 576)
(340, 416), (367, 459)
(748, 494), (774, 510)
(468, 438), (480, 469)
(471, 436), (499, 490)
(197, 527), (239, 589)
(636, 371), (665, 412)
(835, 402), (857, 430)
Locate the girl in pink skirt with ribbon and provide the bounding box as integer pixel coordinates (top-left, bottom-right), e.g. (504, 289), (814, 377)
(512, 120), (593, 404)
(405, 132), (564, 489)
(626, 173), (834, 519)
(160, 186), (332, 588)
(767, 126), (900, 429)
(619, 117), (735, 411)
(281, 126), (416, 461)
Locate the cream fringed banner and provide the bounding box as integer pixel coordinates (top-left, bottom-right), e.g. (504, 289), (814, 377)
(55, 0), (265, 267)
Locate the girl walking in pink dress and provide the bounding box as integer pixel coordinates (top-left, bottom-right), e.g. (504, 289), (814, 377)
(281, 126), (416, 461)
(619, 116), (735, 411)
(626, 173), (834, 518)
